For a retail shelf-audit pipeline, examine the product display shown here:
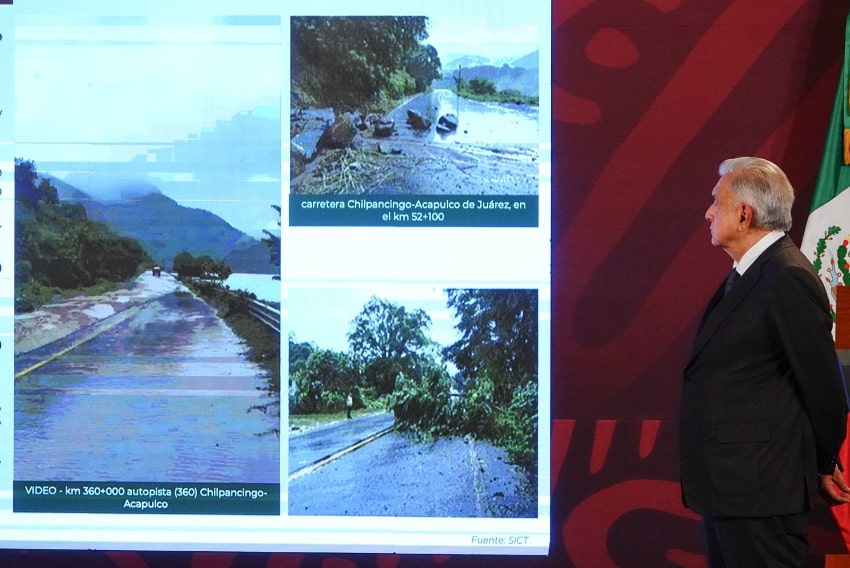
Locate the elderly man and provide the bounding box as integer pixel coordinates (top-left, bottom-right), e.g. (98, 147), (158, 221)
(680, 156), (850, 566)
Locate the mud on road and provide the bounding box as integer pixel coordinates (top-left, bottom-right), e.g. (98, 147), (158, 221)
(291, 92), (539, 196)
(14, 273), (187, 355)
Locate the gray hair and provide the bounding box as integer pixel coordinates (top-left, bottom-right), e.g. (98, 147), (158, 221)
(718, 157), (794, 231)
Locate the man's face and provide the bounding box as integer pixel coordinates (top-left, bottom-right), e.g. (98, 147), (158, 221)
(705, 175), (742, 254)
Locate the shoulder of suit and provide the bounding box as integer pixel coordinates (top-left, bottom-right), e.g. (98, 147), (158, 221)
(760, 235), (805, 264)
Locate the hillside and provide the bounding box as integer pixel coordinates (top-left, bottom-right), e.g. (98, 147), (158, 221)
(51, 176), (277, 274)
(435, 50), (539, 97)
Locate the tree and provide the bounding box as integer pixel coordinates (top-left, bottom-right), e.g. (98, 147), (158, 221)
(467, 77), (497, 96)
(290, 347), (353, 414)
(261, 205), (281, 268)
(18, 206), (147, 290)
(199, 255), (232, 284)
(443, 289), (539, 469)
(93, 235), (146, 281)
(291, 16), (431, 110)
(172, 251), (231, 282)
(347, 296), (433, 396)
(406, 44), (442, 92)
(443, 289), (538, 406)
(14, 159), (149, 310)
(15, 158), (58, 209)
(22, 215), (90, 288)
(289, 335), (315, 375)
(391, 362), (455, 435)
(172, 251), (195, 277)
(288, 335), (316, 412)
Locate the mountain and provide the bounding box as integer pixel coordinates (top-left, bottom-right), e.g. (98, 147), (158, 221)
(511, 50), (539, 70)
(439, 53), (493, 71)
(30, 106), (281, 250)
(435, 50), (539, 97)
(52, 176), (277, 274)
(224, 241), (278, 274)
(440, 50), (539, 71)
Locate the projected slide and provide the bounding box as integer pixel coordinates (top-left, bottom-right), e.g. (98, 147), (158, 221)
(11, 6), (282, 516)
(286, 287), (538, 518)
(289, 15), (540, 227)
(0, 0), (551, 555)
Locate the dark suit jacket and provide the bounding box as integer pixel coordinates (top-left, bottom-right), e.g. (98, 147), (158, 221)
(680, 234), (848, 517)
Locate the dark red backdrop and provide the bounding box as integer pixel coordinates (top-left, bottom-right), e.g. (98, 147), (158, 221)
(4, 1), (849, 566)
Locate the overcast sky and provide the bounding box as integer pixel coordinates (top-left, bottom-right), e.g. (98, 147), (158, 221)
(12, 0), (545, 239)
(286, 285), (461, 355)
(425, 11), (539, 61)
(14, 11), (281, 238)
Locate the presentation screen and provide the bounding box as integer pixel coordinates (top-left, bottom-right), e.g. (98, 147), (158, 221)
(0, 0), (551, 555)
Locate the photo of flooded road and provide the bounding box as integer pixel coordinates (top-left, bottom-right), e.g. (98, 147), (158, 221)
(14, 274), (280, 485)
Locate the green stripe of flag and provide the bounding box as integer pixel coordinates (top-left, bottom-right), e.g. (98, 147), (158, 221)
(809, 12), (850, 212)
(801, 11), (850, 316)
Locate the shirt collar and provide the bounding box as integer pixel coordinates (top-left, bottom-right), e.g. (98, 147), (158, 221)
(733, 230), (785, 276)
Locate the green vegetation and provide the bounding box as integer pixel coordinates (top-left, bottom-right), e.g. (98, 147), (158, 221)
(289, 289), (539, 470)
(349, 296), (433, 397)
(453, 74), (538, 106)
(260, 204), (281, 268)
(294, 147), (405, 195)
(172, 250), (232, 283)
(405, 289), (538, 469)
(291, 16), (441, 113)
(14, 159), (150, 312)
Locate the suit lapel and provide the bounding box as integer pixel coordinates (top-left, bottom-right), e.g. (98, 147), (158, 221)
(685, 235), (793, 371)
(688, 270), (756, 363)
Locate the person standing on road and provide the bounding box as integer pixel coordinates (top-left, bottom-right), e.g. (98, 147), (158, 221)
(679, 156), (850, 567)
(345, 392), (353, 419)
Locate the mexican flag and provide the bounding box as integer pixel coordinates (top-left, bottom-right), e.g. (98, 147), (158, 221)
(800, 12), (850, 321)
(800, 10), (850, 552)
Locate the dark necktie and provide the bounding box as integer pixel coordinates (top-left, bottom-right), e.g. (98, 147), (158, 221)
(723, 268), (740, 296)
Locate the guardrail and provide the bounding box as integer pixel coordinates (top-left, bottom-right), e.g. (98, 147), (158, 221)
(183, 276), (281, 334)
(247, 298), (281, 333)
